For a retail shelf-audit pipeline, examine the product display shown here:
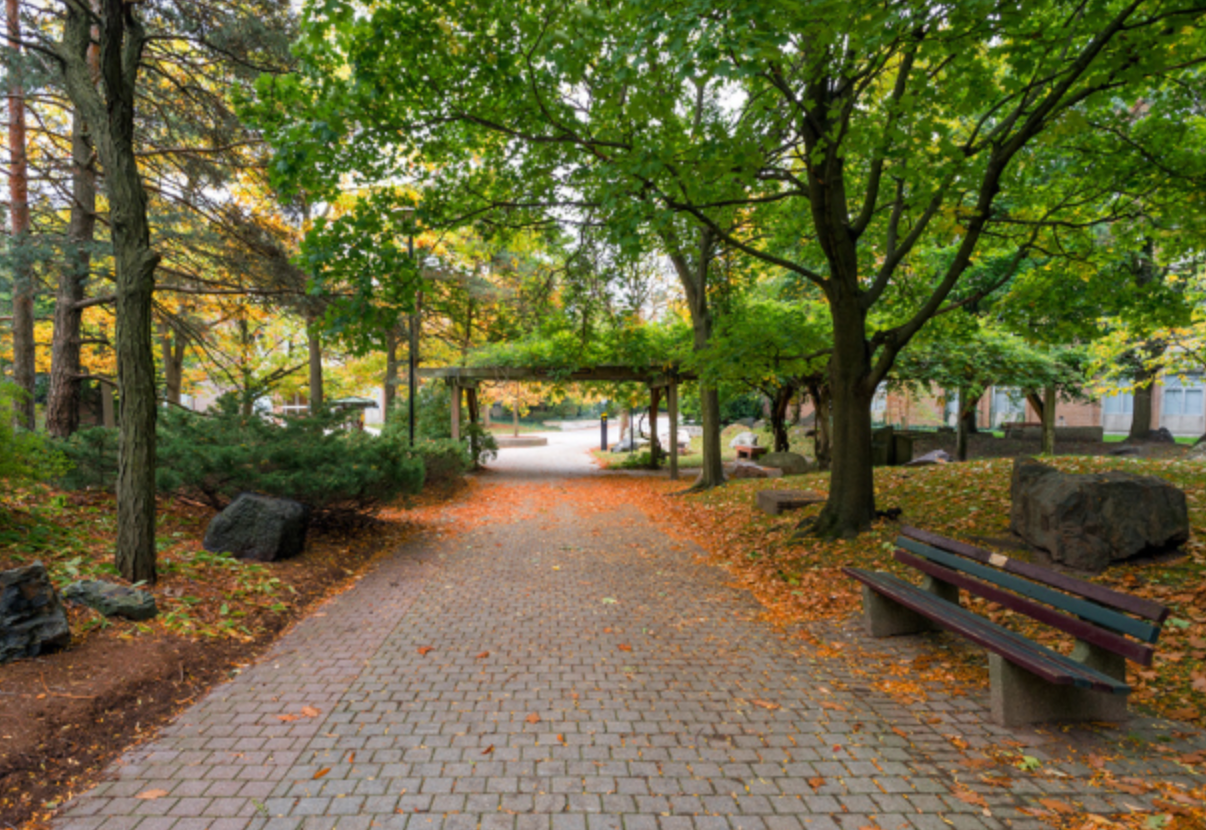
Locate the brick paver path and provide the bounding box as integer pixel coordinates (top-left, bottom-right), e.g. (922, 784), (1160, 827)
(55, 430), (1205, 830)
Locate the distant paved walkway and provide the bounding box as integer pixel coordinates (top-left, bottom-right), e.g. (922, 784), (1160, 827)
(56, 432), (1204, 830)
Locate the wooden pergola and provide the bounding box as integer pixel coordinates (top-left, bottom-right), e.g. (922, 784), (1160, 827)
(416, 365), (695, 479)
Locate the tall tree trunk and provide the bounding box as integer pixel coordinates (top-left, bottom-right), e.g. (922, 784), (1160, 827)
(160, 323), (185, 405)
(57, 0), (162, 583)
(384, 324), (399, 421)
(512, 384), (519, 437)
(956, 386), (971, 461)
(813, 299), (877, 537)
(47, 107), (96, 437)
(307, 318), (323, 413)
(1129, 358), (1161, 440)
(770, 384), (794, 452)
(667, 233), (724, 490)
(806, 380), (831, 470)
(7, 0), (34, 429)
(1041, 384), (1056, 455)
(961, 407), (979, 435)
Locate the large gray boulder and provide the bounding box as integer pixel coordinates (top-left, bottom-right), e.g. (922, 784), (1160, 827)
(758, 451), (814, 476)
(63, 581), (157, 620)
(1, 562), (70, 664)
(204, 493), (309, 562)
(729, 431), (759, 449)
(1010, 458), (1189, 573)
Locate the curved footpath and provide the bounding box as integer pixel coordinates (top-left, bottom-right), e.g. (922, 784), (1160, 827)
(55, 430), (1205, 830)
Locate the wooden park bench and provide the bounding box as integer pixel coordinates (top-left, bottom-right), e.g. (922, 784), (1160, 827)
(843, 526), (1170, 726)
(734, 445), (768, 460)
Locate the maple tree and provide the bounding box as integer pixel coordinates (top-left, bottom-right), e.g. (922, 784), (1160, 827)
(262, 0), (1206, 533)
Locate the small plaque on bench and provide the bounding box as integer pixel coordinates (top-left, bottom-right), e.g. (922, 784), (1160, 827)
(757, 489), (824, 515)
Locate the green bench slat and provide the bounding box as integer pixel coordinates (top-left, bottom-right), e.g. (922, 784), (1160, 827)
(846, 568), (1130, 695)
(897, 537), (1160, 644)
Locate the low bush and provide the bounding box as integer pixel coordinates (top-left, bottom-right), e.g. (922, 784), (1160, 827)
(381, 394), (498, 470)
(57, 397), (424, 527)
(0, 383), (69, 499)
(56, 426), (118, 491)
(155, 398), (423, 526)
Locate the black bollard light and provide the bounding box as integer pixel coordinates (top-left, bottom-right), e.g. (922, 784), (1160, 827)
(600, 412), (608, 451)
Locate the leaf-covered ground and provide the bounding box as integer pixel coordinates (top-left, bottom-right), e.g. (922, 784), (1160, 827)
(618, 456), (1206, 724)
(0, 483), (460, 828)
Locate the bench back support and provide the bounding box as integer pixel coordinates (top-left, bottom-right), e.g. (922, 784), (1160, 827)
(895, 549), (1156, 666)
(897, 537), (1161, 644)
(901, 526), (1169, 623)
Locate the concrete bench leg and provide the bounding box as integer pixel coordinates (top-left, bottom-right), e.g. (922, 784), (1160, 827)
(861, 578), (959, 638)
(989, 654), (1128, 727)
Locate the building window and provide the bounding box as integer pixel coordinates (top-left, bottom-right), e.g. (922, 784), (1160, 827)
(871, 385), (887, 414)
(1103, 392), (1133, 416)
(1163, 376), (1206, 417)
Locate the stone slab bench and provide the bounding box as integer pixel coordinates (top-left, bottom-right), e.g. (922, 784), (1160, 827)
(734, 445), (768, 460)
(756, 489), (824, 516)
(844, 526), (1170, 726)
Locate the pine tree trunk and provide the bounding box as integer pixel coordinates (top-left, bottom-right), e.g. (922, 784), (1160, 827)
(58, 0), (161, 584)
(7, 0), (35, 429)
(160, 325), (184, 405)
(307, 319), (323, 412)
(813, 299), (877, 537)
(47, 110), (96, 437)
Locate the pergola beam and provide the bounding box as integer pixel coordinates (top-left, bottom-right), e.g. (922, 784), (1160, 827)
(418, 365), (694, 385)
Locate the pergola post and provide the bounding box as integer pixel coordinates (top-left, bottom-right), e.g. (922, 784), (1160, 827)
(450, 381), (462, 442)
(668, 381), (679, 481)
(465, 384), (481, 466)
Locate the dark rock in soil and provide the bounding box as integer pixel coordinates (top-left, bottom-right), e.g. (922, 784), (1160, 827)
(203, 493), (309, 562)
(1009, 458), (1189, 573)
(1, 562), (70, 664)
(1136, 427), (1177, 444)
(63, 580), (158, 620)
(1108, 445), (1143, 456)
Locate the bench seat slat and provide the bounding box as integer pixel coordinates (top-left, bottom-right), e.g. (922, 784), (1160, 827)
(900, 526), (1169, 624)
(851, 571), (1109, 690)
(844, 568), (1130, 695)
(897, 538), (1160, 644)
(895, 550), (1156, 667)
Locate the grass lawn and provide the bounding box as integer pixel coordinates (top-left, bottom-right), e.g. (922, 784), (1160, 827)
(485, 421), (554, 434)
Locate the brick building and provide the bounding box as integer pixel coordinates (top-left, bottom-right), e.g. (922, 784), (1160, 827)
(863, 375), (1206, 437)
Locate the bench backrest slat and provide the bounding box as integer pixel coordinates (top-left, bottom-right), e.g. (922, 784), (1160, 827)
(895, 550), (1156, 666)
(901, 526), (1169, 624)
(897, 537), (1161, 644)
